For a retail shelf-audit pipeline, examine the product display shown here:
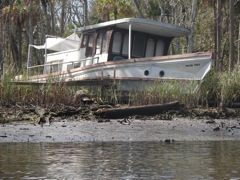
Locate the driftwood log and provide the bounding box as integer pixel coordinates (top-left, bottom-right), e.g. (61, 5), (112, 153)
(95, 101), (181, 119)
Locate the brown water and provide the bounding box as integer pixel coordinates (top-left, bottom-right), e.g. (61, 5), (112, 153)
(0, 141), (240, 180)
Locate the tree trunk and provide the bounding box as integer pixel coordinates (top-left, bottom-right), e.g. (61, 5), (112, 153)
(49, 1), (55, 35)
(17, 16), (22, 69)
(158, 2), (165, 21)
(104, 11), (110, 21)
(0, 1), (10, 76)
(6, 1), (20, 69)
(9, 33), (20, 67)
(214, 0), (217, 70)
(188, 0), (198, 53)
(0, 1), (4, 76)
(38, 0), (47, 66)
(28, 0), (33, 68)
(29, 0), (33, 45)
(0, 41), (2, 76)
(60, 0), (66, 36)
(113, 7), (117, 20)
(216, 0), (222, 71)
(238, 20), (240, 65)
(41, 0), (50, 35)
(38, 0), (44, 44)
(229, 0), (234, 71)
(83, 0), (88, 26)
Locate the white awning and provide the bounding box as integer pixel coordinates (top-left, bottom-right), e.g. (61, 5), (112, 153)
(32, 32), (80, 51)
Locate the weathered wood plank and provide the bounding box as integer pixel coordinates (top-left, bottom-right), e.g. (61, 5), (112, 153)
(96, 101), (181, 119)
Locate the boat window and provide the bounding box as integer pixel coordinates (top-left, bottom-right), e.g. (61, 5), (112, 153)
(132, 35), (145, 57)
(96, 33), (102, 55)
(145, 38), (155, 57)
(112, 32), (122, 53)
(86, 34), (94, 57)
(74, 63), (80, 68)
(51, 64), (59, 73)
(45, 60), (63, 73)
(122, 34), (129, 55)
(155, 39), (164, 56)
(102, 32), (107, 53)
(89, 34), (94, 48)
(81, 35), (87, 48)
(67, 64), (73, 70)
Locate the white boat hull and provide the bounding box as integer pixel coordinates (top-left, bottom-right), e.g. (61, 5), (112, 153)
(20, 52), (213, 91)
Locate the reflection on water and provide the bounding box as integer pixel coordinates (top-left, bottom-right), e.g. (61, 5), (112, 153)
(0, 141), (240, 179)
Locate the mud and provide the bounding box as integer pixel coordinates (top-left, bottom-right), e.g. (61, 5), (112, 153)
(0, 118), (240, 142)
(1, 103), (240, 142)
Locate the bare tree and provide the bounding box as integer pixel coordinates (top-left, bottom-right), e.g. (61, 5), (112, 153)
(83, 0), (88, 25)
(6, 1), (21, 69)
(60, 0), (67, 36)
(216, 0), (222, 71)
(188, 0), (198, 53)
(229, 0), (234, 71)
(40, 0), (51, 36)
(29, 0), (33, 45)
(49, 1), (56, 35)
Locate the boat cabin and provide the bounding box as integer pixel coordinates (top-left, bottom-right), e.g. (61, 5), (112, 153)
(77, 18), (190, 65)
(29, 18), (191, 74)
(81, 23), (171, 63)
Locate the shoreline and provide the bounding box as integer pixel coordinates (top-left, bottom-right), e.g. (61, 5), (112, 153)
(1, 118), (240, 142)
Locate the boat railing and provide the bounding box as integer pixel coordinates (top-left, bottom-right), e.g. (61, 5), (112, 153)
(27, 56), (99, 77)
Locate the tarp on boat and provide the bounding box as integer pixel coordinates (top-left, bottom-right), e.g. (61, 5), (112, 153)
(32, 32), (80, 51)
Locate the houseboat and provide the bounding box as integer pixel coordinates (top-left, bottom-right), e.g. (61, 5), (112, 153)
(17, 18), (213, 91)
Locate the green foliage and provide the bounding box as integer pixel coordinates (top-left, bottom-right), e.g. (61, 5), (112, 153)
(91, 0), (135, 22)
(147, 0), (162, 20)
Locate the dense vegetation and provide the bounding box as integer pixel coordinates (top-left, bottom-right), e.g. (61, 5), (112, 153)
(0, 0), (240, 109)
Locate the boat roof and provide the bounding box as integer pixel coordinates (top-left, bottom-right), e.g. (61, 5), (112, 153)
(77, 18), (190, 38)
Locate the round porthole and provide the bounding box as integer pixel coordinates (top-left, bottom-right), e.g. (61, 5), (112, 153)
(144, 70), (149, 76)
(159, 71), (165, 77)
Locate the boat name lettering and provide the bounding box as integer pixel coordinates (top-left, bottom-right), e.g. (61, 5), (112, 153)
(186, 64), (200, 67)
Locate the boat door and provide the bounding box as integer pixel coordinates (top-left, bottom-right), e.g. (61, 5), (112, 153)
(93, 31), (108, 63)
(79, 33), (95, 67)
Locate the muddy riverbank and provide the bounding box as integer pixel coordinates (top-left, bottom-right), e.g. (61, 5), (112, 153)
(1, 118), (240, 142)
(1, 103), (240, 142)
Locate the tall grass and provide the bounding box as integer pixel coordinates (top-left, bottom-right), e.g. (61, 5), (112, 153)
(2, 68), (240, 108)
(0, 70), (82, 106)
(199, 68), (240, 108)
(127, 80), (200, 107)
(218, 68), (240, 107)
